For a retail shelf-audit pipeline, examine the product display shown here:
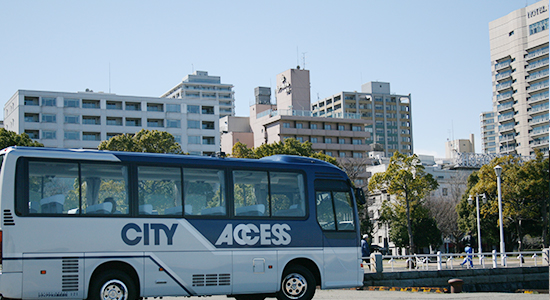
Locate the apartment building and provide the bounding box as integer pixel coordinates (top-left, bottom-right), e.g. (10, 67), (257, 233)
(311, 81), (412, 157)
(480, 111), (498, 154)
(4, 90), (220, 155)
(489, 0), (549, 156)
(161, 71), (235, 118)
(220, 68), (372, 161)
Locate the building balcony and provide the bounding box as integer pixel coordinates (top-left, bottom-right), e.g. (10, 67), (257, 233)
(527, 80), (549, 94)
(528, 91), (549, 104)
(528, 114), (549, 126)
(530, 126), (549, 138)
(498, 113), (515, 122)
(500, 144), (517, 153)
(496, 81), (513, 91)
(500, 134), (516, 143)
(530, 136), (549, 147)
(495, 60), (511, 71)
(526, 69), (549, 83)
(498, 122), (515, 133)
(496, 91), (513, 102)
(525, 46), (549, 61)
(495, 70), (512, 81)
(497, 102), (514, 112)
(528, 102), (549, 114)
(525, 58), (549, 71)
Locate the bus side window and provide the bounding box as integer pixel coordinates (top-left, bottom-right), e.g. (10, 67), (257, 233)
(184, 168), (226, 216)
(81, 163), (129, 215)
(28, 161), (79, 215)
(315, 180), (356, 231)
(233, 170), (269, 217)
(271, 172), (305, 217)
(138, 166), (182, 216)
(316, 191), (335, 230)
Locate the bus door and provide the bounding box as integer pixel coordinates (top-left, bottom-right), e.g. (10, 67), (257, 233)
(314, 180), (360, 289)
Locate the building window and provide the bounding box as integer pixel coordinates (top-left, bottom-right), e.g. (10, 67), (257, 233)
(106, 101), (122, 110)
(188, 120), (200, 129)
(126, 118), (142, 127)
(338, 125), (345, 131)
(25, 130), (39, 139)
(82, 116), (100, 125)
(65, 115), (79, 124)
(311, 124), (318, 129)
(442, 188), (448, 196)
(173, 135), (181, 143)
(352, 126), (362, 132)
(188, 105), (200, 114)
(82, 100), (100, 109)
(126, 102), (141, 111)
(24, 113), (39, 122)
(82, 132), (100, 141)
(353, 139), (363, 145)
(64, 99), (79, 108)
(311, 137), (318, 143)
(167, 120), (181, 128)
(325, 124), (332, 130)
(202, 121), (215, 130)
(147, 119), (164, 128)
(42, 114), (56, 123)
(325, 138), (332, 144)
(202, 106), (214, 114)
(326, 151), (333, 157)
(147, 103), (163, 112)
(203, 137), (215, 145)
(24, 96), (39, 106)
(529, 18), (549, 35)
(166, 104), (181, 112)
(338, 138), (345, 144)
(107, 117), (122, 126)
(107, 133), (121, 139)
(296, 123), (303, 129)
(339, 152), (346, 158)
(353, 153), (363, 158)
(42, 97), (56, 106)
(188, 136), (201, 144)
(64, 131), (79, 140)
(283, 123), (290, 128)
(297, 137), (303, 142)
(42, 130), (56, 139)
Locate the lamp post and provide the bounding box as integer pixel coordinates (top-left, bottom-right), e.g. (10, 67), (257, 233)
(494, 165), (505, 266)
(468, 193), (486, 258)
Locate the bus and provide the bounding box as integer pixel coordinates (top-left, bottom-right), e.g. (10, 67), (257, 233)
(0, 147), (365, 300)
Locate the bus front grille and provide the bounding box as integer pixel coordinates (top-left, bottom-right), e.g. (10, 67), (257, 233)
(62, 258), (79, 291)
(192, 273), (230, 287)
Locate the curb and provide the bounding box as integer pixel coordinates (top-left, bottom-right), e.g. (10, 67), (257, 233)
(358, 286), (448, 293)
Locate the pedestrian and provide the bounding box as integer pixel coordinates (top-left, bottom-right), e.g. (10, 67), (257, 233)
(460, 245), (473, 268)
(361, 234), (371, 261)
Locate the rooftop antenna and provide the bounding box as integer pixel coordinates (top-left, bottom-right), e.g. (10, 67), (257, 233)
(302, 52), (307, 69)
(296, 47), (299, 68)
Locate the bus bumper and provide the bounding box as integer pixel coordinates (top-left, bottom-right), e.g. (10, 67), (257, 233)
(0, 272), (23, 299)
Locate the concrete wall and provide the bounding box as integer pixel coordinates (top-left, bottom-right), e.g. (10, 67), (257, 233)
(363, 266), (549, 292)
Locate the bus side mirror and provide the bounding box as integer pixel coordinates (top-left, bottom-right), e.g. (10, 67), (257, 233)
(355, 188), (366, 205)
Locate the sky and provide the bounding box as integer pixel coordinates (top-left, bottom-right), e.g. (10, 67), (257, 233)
(0, 0), (536, 158)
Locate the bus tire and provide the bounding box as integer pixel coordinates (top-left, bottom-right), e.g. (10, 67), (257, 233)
(89, 270), (137, 300)
(276, 265), (315, 300)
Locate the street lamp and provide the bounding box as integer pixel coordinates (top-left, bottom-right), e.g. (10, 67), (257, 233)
(468, 193), (486, 258)
(494, 165), (505, 266)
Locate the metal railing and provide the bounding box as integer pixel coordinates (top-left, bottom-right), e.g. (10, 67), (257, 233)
(362, 249), (549, 273)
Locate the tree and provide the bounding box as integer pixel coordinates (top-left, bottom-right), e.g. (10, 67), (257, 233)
(0, 128), (43, 149)
(368, 151), (439, 254)
(98, 130), (183, 154)
(457, 152), (549, 251)
(231, 138), (339, 167)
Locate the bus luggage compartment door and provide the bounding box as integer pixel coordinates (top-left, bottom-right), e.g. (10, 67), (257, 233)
(22, 254), (84, 300)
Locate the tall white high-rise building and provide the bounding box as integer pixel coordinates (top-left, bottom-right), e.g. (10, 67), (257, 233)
(161, 71), (235, 118)
(489, 0), (549, 156)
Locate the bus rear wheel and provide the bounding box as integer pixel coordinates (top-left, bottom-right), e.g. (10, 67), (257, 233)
(89, 270), (137, 300)
(276, 265), (315, 300)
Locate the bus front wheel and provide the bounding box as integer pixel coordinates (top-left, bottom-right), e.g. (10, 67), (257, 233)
(89, 270), (137, 300)
(277, 265), (315, 300)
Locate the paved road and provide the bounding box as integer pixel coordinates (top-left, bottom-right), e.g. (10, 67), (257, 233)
(162, 289), (548, 300)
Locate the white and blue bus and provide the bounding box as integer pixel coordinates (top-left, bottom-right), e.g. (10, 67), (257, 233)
(0, 147), (365, 300)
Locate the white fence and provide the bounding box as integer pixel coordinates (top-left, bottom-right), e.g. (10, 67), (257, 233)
(363, 249), (550, 273)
